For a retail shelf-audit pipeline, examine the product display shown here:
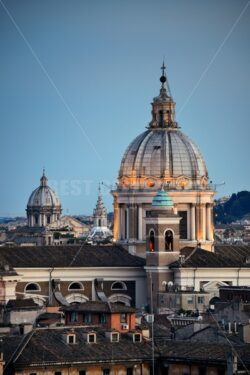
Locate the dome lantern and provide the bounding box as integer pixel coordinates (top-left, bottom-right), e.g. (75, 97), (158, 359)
(40, 169), (48, 187)
(149, 63), (178, 129)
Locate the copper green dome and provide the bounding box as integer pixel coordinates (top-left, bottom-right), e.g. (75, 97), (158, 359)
(152, 189), (173, 207)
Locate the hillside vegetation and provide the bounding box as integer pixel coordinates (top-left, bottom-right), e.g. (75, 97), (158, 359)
(214, 191), (250, 224)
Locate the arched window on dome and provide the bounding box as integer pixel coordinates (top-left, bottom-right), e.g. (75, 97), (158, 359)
(68, 282), (84, 291)
(35, 215), (39, 225)
(98, 219), (101, 226)
(47, 216), (51, 224)
(149, 230), (155, 252)
(111, 281), (127, 291)
(25, 283), (41, 292)
(165, 230), (173, 251)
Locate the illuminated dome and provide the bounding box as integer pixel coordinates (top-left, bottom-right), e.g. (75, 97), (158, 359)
(119, 129), (208, 189)
(118, 64), (208, 191)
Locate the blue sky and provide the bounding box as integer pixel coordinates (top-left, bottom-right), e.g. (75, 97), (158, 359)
(0, 0), (249, 216)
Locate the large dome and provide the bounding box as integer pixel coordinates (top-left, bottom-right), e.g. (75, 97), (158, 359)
(117, 66), (209, 191)
(119, 128), (208, 186)
(27, 172), (61, 208)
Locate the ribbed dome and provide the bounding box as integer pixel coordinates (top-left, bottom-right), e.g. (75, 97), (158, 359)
(27, 172), (61, 208)
(120, 129), (207, 179)
(117, 65), (209, 191)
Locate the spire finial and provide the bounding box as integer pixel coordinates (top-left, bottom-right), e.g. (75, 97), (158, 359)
(98, 182), (101, 195)
(160, 61), (167, 86)
(43, 168), (45, 177)
(161, 61), (166, 77)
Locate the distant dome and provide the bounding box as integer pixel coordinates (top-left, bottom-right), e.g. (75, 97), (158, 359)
(119, 129), (208, 190)
(26, 171), (62, 228)
(27, 172), (61, 208)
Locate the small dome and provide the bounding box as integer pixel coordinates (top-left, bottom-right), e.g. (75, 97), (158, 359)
(27, 172), (61, 208)
(152, 189), (173, 207)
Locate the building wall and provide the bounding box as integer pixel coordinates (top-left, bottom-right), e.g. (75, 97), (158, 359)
(12, 267), (147, 308)
(15, 363), (150, 375)
(4, 309), (42, 325)
(166, 364), (224, 375)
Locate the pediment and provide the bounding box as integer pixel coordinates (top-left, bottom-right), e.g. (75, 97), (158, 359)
(203, 280), (229, 291)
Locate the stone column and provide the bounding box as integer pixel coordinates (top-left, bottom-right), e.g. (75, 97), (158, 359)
(113, 199), (119, 241)
(126, 207), (129, 240)
(195, 205), (201, 241)
(191, 204), (196, 241)
(128, 204), (138, 240)
(138, 204), (142, 240)
(206, 204), (212, 240)
(202, 204), (206, 241)
(119, 205), (124, 240)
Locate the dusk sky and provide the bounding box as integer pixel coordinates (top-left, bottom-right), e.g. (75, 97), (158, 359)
(0, 0), (249, 216)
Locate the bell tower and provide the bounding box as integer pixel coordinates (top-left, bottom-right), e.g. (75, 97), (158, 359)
(145, 189), (182, 313)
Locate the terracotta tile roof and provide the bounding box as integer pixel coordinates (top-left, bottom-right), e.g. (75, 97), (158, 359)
(9, 327), (153, 367)
(0, 245), (145, 268)
(3, 328), (250, 369)
(157, 340), (250, 365)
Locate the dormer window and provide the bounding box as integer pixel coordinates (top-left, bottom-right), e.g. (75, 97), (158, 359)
(87, 333), (96, 343)
(67, 334), (76, 344)
(62, 331), (76, 345)
(133, 333), (142, 343)
(111, 332), (119, 342)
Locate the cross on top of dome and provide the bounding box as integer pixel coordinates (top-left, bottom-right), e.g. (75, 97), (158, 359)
(160, 62), (166, 84)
